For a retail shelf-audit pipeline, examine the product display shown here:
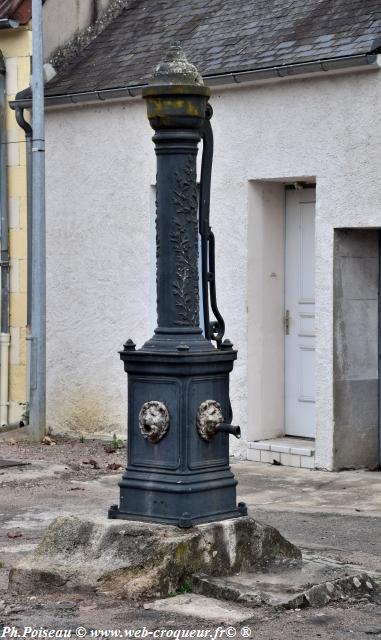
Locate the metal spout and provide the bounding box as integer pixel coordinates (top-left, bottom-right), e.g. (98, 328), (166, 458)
(217, 424), (241, 438)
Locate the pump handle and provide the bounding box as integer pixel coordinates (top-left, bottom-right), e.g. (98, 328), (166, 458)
(199, 104), (225, 348)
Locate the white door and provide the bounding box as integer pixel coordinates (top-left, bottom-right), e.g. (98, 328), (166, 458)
(284, 188), (316, 438)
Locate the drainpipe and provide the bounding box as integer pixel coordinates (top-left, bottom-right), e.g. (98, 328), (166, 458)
(0, 51), (10, 427)
(379, 231), (381, 467)
(29, 0), (46, 440)
(0, 19), (19, 29)
(15, 107), (32, 410)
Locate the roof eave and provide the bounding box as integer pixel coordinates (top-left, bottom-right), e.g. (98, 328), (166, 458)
(9, 52), (380, 110)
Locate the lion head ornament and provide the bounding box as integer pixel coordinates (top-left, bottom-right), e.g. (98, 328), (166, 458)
(196, 400), (224, 441)
(138, 401), (170, 443)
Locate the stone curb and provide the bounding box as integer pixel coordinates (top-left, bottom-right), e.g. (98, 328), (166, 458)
(192, 570), (379, 609)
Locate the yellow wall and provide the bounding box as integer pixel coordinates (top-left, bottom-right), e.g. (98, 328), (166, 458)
(0, 27), (31, 423)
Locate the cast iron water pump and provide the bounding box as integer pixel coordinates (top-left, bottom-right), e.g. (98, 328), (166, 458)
(109, 44), (247, 527)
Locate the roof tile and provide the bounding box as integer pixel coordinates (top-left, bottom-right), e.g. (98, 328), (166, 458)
(44, 0), (381, 97)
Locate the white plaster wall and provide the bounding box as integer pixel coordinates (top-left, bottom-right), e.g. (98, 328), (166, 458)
(45, 67), (381, 466)
(43, 0), (113, 59)
(247, 183), (285, 441)
(45, 100), (155, 436)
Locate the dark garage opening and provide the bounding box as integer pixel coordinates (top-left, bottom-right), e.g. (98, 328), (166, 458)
(333, 229), (380, 469)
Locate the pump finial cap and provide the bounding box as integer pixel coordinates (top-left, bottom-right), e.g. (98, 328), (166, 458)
(152, 42), (204, 86)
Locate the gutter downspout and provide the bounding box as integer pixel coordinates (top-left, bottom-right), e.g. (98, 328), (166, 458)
(0, 19), (19, 29)
(15, 106), (32, 413)
(379, 231), (381, 468)
(0, 51), (10, 427)
(29, 0), (46, 440)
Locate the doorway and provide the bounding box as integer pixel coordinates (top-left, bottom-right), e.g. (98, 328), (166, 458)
(284, 187), (316, 438)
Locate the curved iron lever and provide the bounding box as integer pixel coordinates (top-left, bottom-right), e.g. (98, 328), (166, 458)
(217, 424), (241, 439)
(199, 104), (225, 348)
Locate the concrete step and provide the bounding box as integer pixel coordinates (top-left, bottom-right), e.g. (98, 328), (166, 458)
(247, 437), (315, 468)
(192, 556), (378, 609)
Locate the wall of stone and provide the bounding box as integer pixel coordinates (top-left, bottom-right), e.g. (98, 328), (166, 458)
(333, 230), (379, 469)
(44, 66), (381, 466)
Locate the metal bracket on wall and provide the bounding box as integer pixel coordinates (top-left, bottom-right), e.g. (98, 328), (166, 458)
(284, 309), (290, 335)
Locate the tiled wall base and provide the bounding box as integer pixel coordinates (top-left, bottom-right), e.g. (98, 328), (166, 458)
(247, 437), (315, 469)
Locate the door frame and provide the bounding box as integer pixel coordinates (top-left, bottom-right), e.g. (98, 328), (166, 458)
(247, 180), (316, 443)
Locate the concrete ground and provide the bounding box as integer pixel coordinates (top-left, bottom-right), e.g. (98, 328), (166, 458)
(0, 435), (380, 639)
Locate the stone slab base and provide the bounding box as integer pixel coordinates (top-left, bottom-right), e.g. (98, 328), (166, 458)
(8, 515), (301, 602)
(144, 593), (256, 624)
(192, 556), (379, 609)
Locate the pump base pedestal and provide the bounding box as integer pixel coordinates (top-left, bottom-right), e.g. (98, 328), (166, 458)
(112, 342), (245, 527)
(108, 497), (247, 528)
